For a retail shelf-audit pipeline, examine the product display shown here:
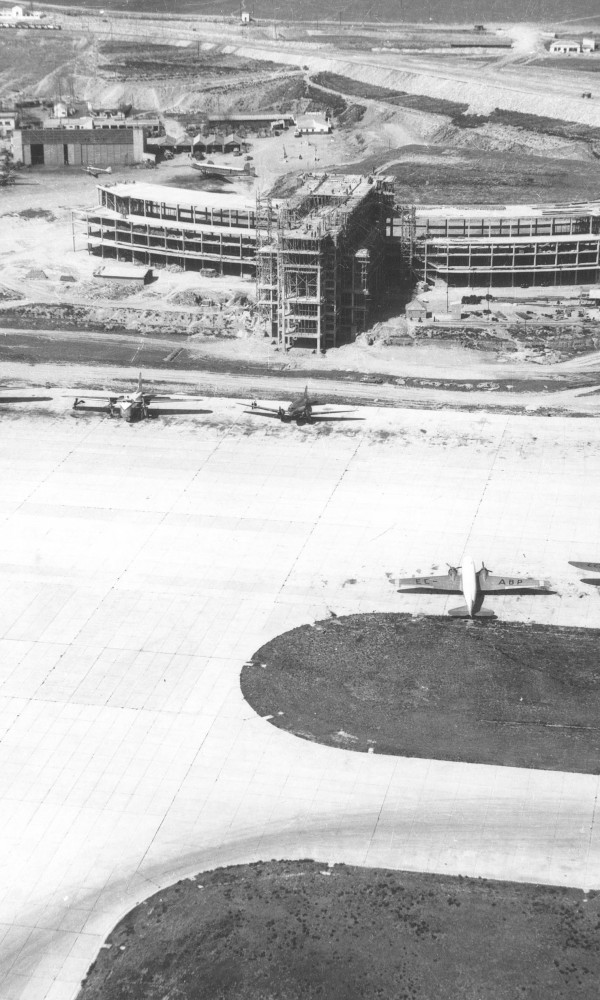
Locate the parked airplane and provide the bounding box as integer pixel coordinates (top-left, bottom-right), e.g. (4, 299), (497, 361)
(67, 373), (211, 422)
(569, 561), (600, 585)
(397, 554), (550, 618)
(82, 165), (112, 177)
(242, 386), (359, 425)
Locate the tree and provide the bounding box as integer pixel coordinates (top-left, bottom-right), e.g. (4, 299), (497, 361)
(0, 149), (16, 186)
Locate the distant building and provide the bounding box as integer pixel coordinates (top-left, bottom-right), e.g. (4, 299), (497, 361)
(6, 5), (43, 17)
(12, 126), (144, 166)
(0, 110), (16, 137)
(240, 9), (250, 23)
(207, 112), (295, 133)
(293, 113), (332, 136)
(549, 41), (581, 54)
(405, 300), (427, 322)
(582, 36), (597, 53)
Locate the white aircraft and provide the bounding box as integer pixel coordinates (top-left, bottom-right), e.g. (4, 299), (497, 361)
(67, 372), (210, 422)
(82, 165), (112, 177)
(397, 554), (550, 618)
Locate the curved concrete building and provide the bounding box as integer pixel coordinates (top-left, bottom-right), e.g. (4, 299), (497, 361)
(396, 201), (600, 288)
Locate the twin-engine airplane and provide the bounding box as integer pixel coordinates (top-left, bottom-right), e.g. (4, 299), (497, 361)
(82, 165), (112, 177)
(243, 386), (359, 425)
(569, 561), (600, 586)
(67, 373), (211, 422)
(397, 554), (550, 618)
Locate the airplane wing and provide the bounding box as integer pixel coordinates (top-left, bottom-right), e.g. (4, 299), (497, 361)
(145, 395), (206, 403)
(243, 404), (284, 416)
(0, 395), (52, 403)
(63, 394), (118, 402)
(569, 561), (600, 573)
(397, 572), (462, 591)
(478, 573), (549, 592)
(145, 407), (213, 416)
(241, 408), (282, 419)
(311, 415), (364, 422)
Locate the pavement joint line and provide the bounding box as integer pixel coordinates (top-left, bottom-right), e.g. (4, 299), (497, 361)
(274, 435), (365, 607)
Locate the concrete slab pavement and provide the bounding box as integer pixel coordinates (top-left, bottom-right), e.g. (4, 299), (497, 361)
(1, 403), (600, 999)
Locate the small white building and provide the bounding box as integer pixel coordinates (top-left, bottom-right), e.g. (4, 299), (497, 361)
(582, 37), (597, 53)
(241, 9), (250, 23)
(8, 4), (43, 16)
(294, 116), (332, 136)
(550, 41), (581, 54)
(0, 111), (16, 137)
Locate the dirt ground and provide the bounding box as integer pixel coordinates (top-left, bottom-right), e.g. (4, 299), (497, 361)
(75, 859), (600, 1000)
(2, 15), (600, 386)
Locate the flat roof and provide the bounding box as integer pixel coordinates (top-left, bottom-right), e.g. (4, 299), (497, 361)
(208, 113), (294, 121)
(97, 181), (256, 213)
(415, 201), (600, 220)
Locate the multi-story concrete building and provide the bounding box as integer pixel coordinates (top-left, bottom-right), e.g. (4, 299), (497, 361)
(395, 201), (600, 288)
(83, 182), (258, 276)
(257, 174), (394, 350)
(81, 175), (394, 350)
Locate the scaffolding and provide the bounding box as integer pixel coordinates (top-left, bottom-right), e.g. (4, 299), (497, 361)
(256, 174), (394, 352)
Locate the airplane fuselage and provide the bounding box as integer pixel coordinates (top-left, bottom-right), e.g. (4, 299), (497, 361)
(285, 400), (312, 424)
(461, 555), (478, 617)
(112, 392), (146, 422)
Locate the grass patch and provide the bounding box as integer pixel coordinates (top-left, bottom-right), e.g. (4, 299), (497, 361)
(336, 147), (600, 204)
(530, 57), (600, 75)
(312, 71), (468, 116)
(453, 108), (600, 145)
(15, 208), (55, 221)
(76, 859), (600, 1000)
(99, 41), (286, 80)
(241, 613), (600, 771)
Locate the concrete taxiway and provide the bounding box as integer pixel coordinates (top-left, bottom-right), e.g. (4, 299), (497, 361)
(1, 401), (600, 1000)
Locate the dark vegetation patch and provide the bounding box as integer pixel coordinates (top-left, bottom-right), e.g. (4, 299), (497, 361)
(531, 57), (600, 74)
(14, 208), (56, 221)
(313, 30), (509, 49)
(336, 147), (600, 204)
(76, 859), (600, 1000)
(241, 613), (600, 771)
(98, 41), (286, 80)
(312, 71), (468, 116)
(453, 107), (600, 146)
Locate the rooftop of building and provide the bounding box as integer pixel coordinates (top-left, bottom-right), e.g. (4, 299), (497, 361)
(281, 173), (392, 235)
(208, 112), (295, 122)
(96, 181), (256, 213)
(413, 200), (600, 220)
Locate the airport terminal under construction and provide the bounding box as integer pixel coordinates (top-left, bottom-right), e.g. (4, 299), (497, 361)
(79, 176), (600, 350)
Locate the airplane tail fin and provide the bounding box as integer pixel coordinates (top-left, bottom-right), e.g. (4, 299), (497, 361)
(448, 605), (470, 618)
(448, 605), (495, 619)
(106, 166), (112, 174)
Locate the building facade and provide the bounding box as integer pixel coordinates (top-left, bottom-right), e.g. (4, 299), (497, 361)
(12, 126), (144, 166)
(82, 182), (258, 277)
(81, 176), (394, 350)
(395, 202), (600, 288)
(256, 174), (394, 350)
